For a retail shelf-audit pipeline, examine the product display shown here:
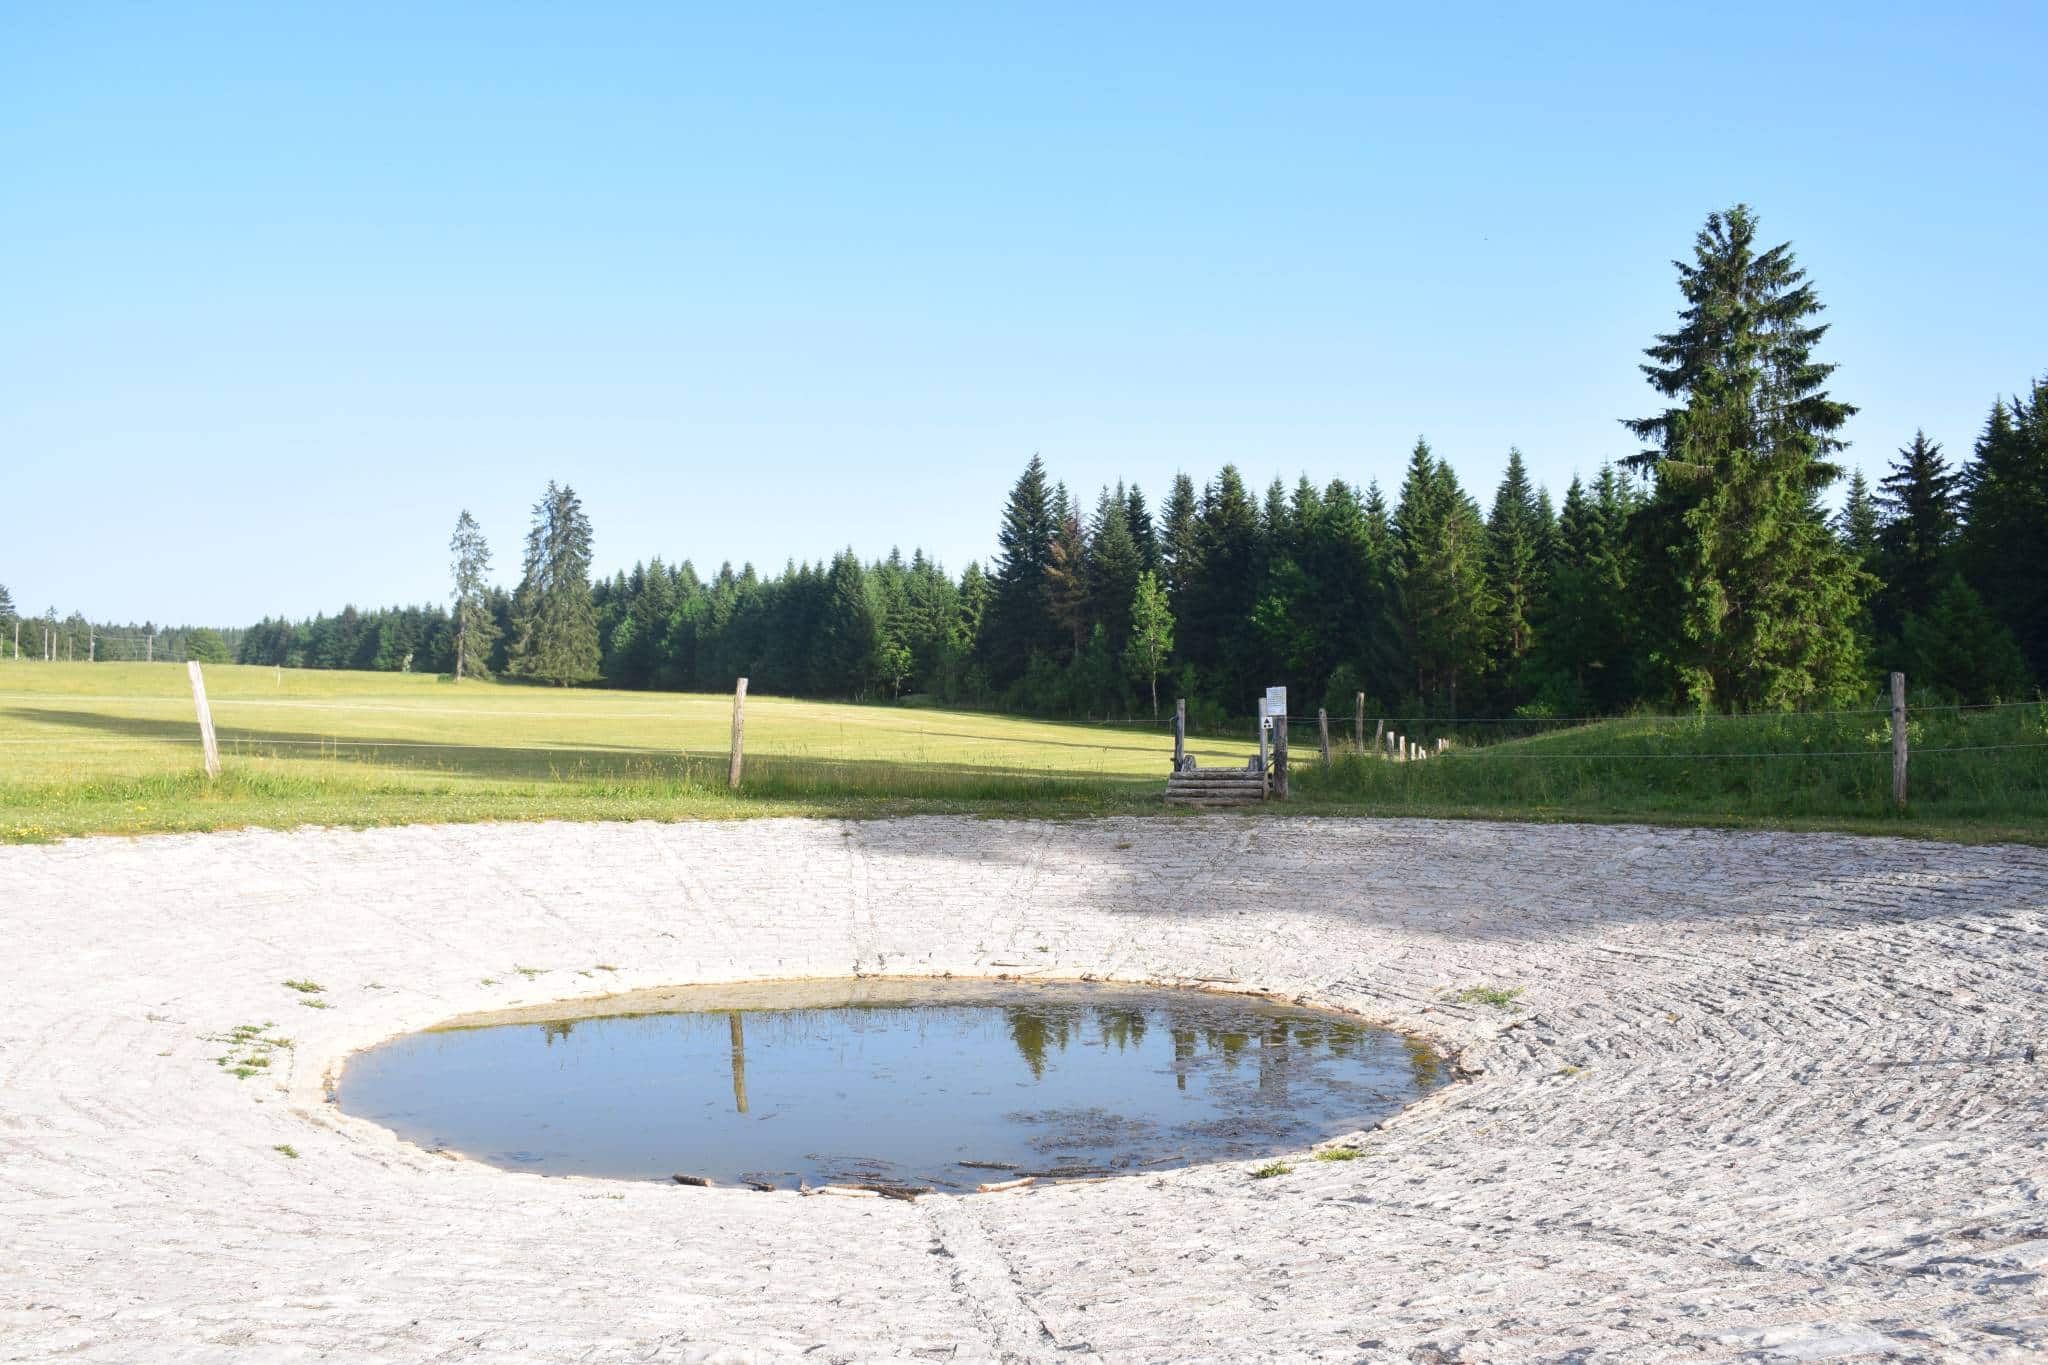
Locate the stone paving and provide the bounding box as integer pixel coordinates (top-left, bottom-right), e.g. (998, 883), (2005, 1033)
(1, 816), (2044, 1362)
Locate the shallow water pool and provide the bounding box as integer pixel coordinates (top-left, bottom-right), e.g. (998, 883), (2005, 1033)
(337, 978), (1444, 1190)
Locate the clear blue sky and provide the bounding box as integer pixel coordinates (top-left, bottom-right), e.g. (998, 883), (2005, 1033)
(5, 2), (2043, 625)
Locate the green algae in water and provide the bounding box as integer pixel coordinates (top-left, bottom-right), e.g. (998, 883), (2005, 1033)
(336, 979), (1445, 1191)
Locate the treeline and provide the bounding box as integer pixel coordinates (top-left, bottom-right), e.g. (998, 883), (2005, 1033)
(0, 588), (239, 663)
(235, 205), (2047, 717)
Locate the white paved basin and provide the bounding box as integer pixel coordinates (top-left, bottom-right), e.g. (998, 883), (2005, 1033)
(2, 817), (2044, 1362)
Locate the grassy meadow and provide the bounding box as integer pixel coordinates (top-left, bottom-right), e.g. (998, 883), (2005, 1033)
(1, 662), (2041, 844)
(0, 663), (1253, 840)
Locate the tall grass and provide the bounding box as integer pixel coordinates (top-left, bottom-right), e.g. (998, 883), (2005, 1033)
(1293, 702), (2048, 837)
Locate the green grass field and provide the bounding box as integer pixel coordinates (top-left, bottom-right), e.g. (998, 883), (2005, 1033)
(0, 663), (1253, 840)
(1, 663), (2041, 844)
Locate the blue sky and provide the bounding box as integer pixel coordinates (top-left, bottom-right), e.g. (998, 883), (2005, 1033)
(5, 2), (2043, 624)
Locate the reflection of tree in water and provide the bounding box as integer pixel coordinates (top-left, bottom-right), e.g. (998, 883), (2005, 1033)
(1094, 1007), (1148, 1051)
(1006, 1006), (1074, 1079)
(1171, 1028), (1195, 1092)
(1256, 1020), (1293, 1103)
(1204, 1028), (1251, 1065)
(540, 1020), (575, 1047)
(1405, 1036), (1442, 1090)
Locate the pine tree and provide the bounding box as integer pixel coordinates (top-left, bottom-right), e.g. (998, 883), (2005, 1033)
(448, 509), (497, 680)
(1623, 205), (1871, 710)
(1835, 470), (1881, 566)
(1483, 449), (1544, 697)
(1044, 489), (1090, 661)
(1872, 431), (1957, 643)
(1897, 575), (2028, 701)
(1157, 473), (1200, 610)
(1182, 466), (1263, 708)
(1086, 486), (1142, 654)
(820, 549), (882, 697)
(508, 481), (600, 685)
(1957, 381), (2048, 682)
(1394, 440), (1492, 715)
(982, 455), (1058, 686)
(1123, 570), (1175, 718)
(1123, 484), (1158, 575)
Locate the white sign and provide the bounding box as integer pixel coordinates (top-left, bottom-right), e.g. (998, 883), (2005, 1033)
(1264, 686), (1287, 719)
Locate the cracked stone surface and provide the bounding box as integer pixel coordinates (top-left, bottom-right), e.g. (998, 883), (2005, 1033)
(2, 816), (2044, 1363)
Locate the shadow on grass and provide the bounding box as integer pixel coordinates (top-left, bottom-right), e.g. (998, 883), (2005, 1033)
(1, 706), (1183, 797)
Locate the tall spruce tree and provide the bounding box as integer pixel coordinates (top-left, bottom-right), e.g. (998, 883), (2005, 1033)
(1123, 484), (1158, 576)
(1394, 440), (1492, 715)
(982, 456), (1059, 685)
(820, 549), (882, 697)
(508, 481), (600, 685)
(1873, 432), (1957, 641)
(1483, 449), (1544, 700)
(1181, 466), (1263, 709)
(1623, 205), (1871, 710)
(448, 509), (498, 680)
(1957, 381), (2048, 682)
(1044, 487), (1090, 661)
(1086, 486), (1142, 654)
(1835, 471), (1881, 566)
(1157, 473), (1201, 611)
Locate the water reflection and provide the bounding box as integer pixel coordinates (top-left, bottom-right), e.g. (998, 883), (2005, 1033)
(338, 980), (1446, 1190)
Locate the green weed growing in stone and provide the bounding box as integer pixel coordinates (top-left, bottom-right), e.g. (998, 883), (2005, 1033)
(1251, 1162), (1292, 1179)
(1456, 985), (1524, 1011)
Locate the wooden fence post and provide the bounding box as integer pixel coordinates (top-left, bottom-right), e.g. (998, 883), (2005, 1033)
(1317, 708), (1332, 767)
(1272, 715), (1289, 799)
(728, 677), (748, 790)
(1354, 693), (1365, 753)
(187, 661), (221, 779)
(1372, 718), (1384, 760)
(1173, 698), (1186, 770)
(1890, 671), (1908, 811)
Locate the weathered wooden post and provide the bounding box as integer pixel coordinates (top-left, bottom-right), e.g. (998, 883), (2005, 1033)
(187, 661), (221, 780)
(1317, 708), (1332, 767)
(728, 1012), (749, 1114)
(1373, 718), (1385, 760)
(1354, 693), (1365, 754)
(1890, 671), (1908, 811)
(728, 676), (748, 790)
(1173, 697), (1186, 771)
(1272, 712), (1289, 799)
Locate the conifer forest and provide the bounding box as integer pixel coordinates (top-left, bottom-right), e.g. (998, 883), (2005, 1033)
(199, 207), (2044, 721)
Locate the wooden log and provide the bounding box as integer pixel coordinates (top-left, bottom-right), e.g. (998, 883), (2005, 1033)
(1317, 708), (1332, 767)
(975, 1175), (1036, 1193)
(1173, 697), (1186, 770)
(1373, 718), (1385, 760)
(187, 662), (221, 780)
(1891, 671), (1908, 811)
(728, 676), (747, 789)
(1271, 717), (1289, 799)
(671, 1173), (713, 1186)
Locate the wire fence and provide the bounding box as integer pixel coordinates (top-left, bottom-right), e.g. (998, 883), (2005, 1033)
(1, 667), (2044, 828)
